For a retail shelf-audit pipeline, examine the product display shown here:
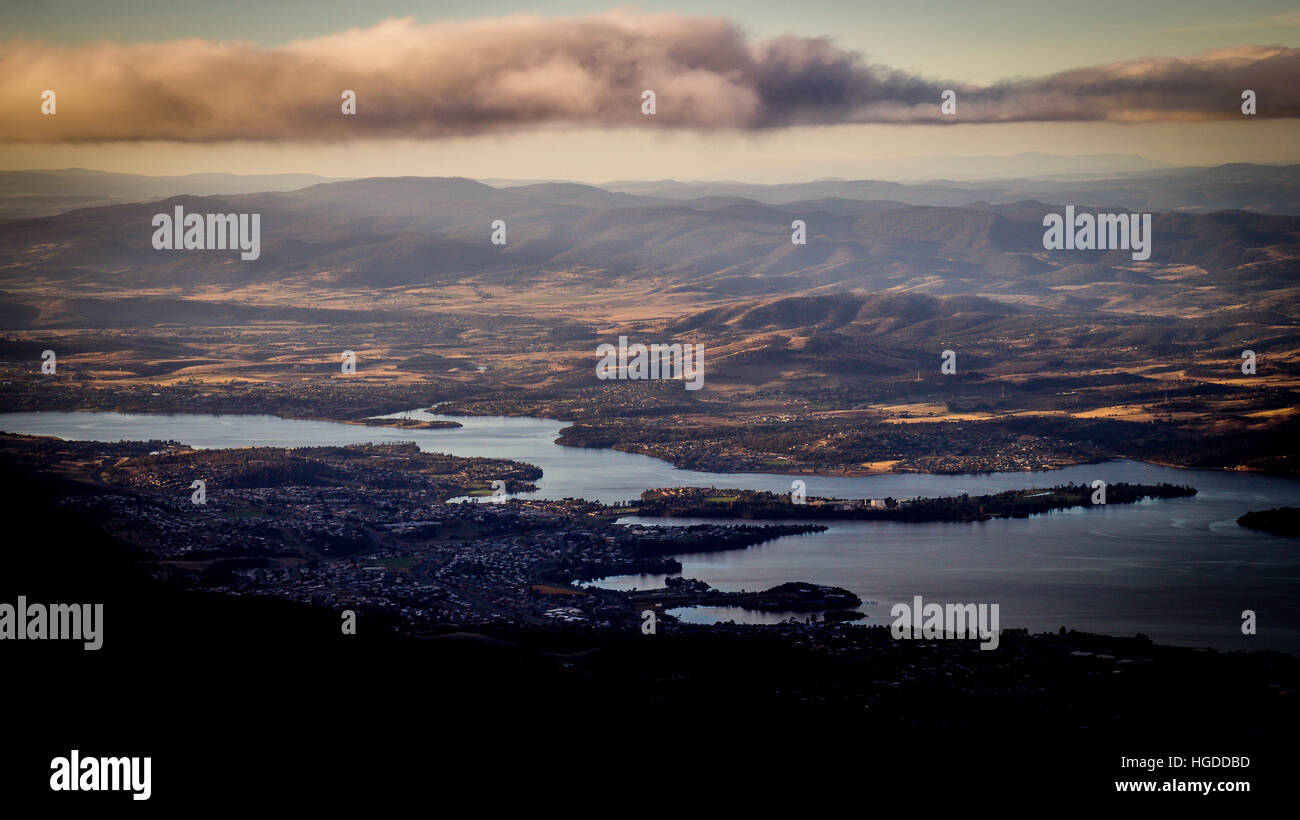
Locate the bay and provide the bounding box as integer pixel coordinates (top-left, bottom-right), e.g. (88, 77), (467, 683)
(3, 408), (1297, 652)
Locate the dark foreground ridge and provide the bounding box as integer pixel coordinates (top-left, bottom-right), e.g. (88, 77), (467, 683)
(1, 460), (1293, 805)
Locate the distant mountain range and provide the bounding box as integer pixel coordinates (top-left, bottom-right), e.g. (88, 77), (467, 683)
(600, 152), (1173, 186)
(0, 169), (344, 219)
(600, 164), (1300, 214)
(1, 173), (1297, 329)
(2, 162), (1298, 227)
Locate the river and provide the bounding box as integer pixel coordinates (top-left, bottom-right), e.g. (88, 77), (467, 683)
(3, 408), (1298, 652)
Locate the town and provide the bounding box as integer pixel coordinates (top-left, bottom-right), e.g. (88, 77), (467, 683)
(0, 433), (832, 632)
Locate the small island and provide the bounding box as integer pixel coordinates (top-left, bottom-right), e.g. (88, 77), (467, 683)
(1237, 507), (1300, 537)
(628, 579), (862, 613)
(356, 417), (462, 430)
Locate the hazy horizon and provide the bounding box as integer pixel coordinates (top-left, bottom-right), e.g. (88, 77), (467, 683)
(2, 151), (1294, 185)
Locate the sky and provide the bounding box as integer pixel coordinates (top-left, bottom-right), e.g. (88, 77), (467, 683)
(2, 1), (1298, 181)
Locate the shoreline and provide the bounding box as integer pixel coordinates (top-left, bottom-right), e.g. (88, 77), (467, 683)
(5, 410), (1294, 660)
(3, 404), (1298, 482)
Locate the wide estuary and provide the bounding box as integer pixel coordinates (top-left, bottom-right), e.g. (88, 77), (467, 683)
(3, 408), (1298, 652)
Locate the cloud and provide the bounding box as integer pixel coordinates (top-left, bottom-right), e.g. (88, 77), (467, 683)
(2, 12), (1296, 142)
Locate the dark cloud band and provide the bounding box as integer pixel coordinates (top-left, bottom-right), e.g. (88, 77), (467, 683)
(2, 14), (1295, 142)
